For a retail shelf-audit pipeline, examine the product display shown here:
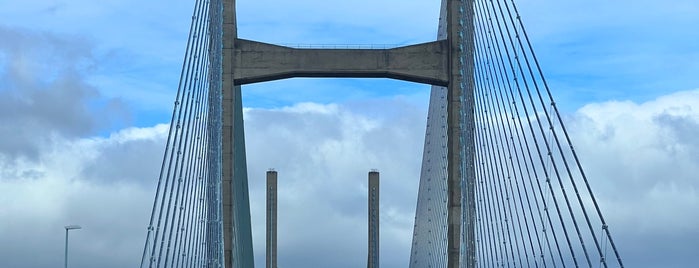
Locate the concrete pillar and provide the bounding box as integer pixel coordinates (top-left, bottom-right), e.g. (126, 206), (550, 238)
(367, 170), (380, 268)
(446, 0), (475, 267)
(266, 170), (278, 268)
(222, 0), (256, 267)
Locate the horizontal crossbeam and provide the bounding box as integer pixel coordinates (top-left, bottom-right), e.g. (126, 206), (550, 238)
(231, 38), (449, 86)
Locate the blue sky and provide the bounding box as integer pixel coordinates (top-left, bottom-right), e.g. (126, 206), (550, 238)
(524, 0), (699, 110)
(2, 0), (698, 126)
(0, 0), (698, 267)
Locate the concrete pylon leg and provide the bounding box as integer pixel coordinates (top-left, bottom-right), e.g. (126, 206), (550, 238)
(222, 0), (255, 267)
(446, 0), (475, 268)
(266, 170), (278, 268)
(367, 171), (380, 268)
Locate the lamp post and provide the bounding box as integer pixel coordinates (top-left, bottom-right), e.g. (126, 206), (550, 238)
(64, 225), (82, 268)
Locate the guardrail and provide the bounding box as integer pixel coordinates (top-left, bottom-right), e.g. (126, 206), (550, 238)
(279, 43), (406, 49)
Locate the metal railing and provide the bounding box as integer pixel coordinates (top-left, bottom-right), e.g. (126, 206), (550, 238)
(279, 43), (406, 49)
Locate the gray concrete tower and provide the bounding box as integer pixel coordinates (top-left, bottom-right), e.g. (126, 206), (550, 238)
(367, 171), (380, 268)
(266, 170), (278, 268)
(219, 0), (475, 267)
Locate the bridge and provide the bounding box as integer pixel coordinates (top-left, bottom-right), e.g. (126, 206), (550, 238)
(138, 0), (625, 267)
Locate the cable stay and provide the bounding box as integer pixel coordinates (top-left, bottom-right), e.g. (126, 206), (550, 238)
(138, 0), (625, 267)
(468, 0), (625, 267)
(140, 0), (225, 267)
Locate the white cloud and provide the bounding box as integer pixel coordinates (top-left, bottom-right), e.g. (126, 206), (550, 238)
(2, 89), (698, 267)
(0, 99), (428, 268)
(0, 1), (192, 117)
(566, 89), (699, 267)
(1, 1), (698, 267)
(243, 101), (425, 267)
(0, 125), (167, 268)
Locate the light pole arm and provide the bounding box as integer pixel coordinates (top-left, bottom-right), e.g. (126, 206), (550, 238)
(64, 229), (69, 268)
(64, 225), (80, 268)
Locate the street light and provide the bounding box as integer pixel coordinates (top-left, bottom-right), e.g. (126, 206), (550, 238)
(64, 225), (82, 268)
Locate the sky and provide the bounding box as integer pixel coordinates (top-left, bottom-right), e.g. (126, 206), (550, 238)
(0, 0), (698, 267)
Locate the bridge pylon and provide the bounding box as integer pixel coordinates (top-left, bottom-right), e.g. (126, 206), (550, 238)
(219, 0), (476, 267)
(142, 1), (627, 267)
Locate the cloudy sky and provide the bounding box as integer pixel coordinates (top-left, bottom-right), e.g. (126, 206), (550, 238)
(0, 0), (698, 267)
